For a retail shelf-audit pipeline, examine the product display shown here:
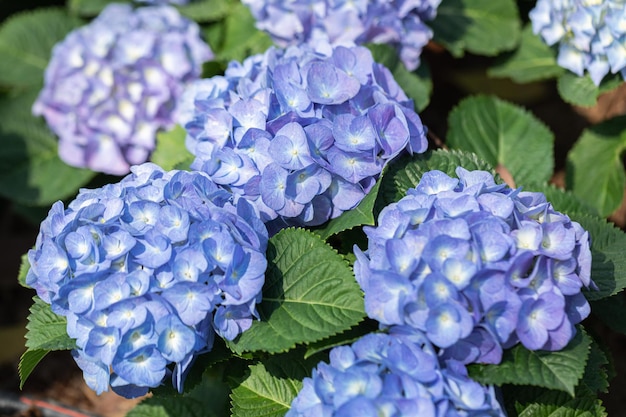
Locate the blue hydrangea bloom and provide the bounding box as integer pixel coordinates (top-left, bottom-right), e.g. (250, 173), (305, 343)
(529, 0), (626, 86)
(287, 329), (505, 417)
(354, 168), (594, 364)
(32, 4), (213, 175)
(26, 163), (268, 398)
(242, 0), (441, 71)
(177, 43), (428, 231)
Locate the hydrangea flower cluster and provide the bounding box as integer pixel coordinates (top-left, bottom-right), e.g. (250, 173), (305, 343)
(354, 168), (593, 365)
(529, 0), (626, 86)
(25, 163), (268, 398)
(178, 43), (428, 231)
(287, 329), (505, 417)
(242, 0), (442, 71)
(33, 3), (213, 175)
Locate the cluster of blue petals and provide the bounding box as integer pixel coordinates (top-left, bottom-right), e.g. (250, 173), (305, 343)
(177, 43), (428, 231)
(354, 168), (593, 364)
(529, 0), (626, 86)
(33, 3), (213, 175)
(287, 329), (505, 417)
(26, 163), (268, 398)
(242, 0), (441, 71)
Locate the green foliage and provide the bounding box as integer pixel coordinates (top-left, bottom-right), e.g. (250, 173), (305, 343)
(447, 95), (554, 185)
(17, 252), (30, 288)
(0, 90), (96, 205)
(430, 0), (520, 58)
(590, 295), (626, 335)
(208, 2), (273, 63)
(567, 116), (626, 217)
(178, 0), (231, 22)
(488, 25), (564, 83)
(230, 354), (318, 417)
(557, 72), (623, 108)
(67, 0), (126, 17)
(579, 339), (610, 395)
(511, 388), (606, 417)
(0, 8), (83, 88)
(228, 228), (365, 354)
(18, 349), (48, 389)
(380, 149), (494, 205)
(469, 328), (591, 396)
(151, 125), (194, 171)
(20, 297), (76, 388)
(568, 213), (626, 300)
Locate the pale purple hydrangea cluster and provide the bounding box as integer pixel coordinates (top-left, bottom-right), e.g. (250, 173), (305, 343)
(177, 43), (428, 231)
(33, 3), (213, 175)
(25, 163), (268, 398)
(529, 0), (626, 86)
(242, 0), (442, 71)
(354, 168), (593, 365)
(287, 329), (505, 417)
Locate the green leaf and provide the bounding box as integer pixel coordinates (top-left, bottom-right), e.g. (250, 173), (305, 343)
(128, 396), (208, 417)
(18, 252), (31, 288)
(514, 389), (606, 417)
(566, 116), (626, 217)
(312, 177), (382, 241)
(213, 2), (273, 63)
(447, 95), (554, 185)
(393, 62), (432, 112)
(151, 125), (194, 171)
(380, 149), (493, 205)
(0, 8), (83, 88)
(488, 25), (564, 83)
(230, 354), (317, 417)
(557, 72), (623, 108)
(0, 90), (96, 205)
(304, 319), (379, 360)
(67, 0), (127, 17)
(430, 0), (520, 58)
(569, 213), (626, 300)
(178, 0), (231, 22)
(18, 349), (48, 389)
(229, 228), (365, 354)
(25, 297), (75, 351)
(468, 328), (592, 396)
(579, 339), (610, 395)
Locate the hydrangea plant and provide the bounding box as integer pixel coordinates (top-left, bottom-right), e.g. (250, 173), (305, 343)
(25, 163), (268, 397)
(242, 0), (442, 70)
(529, 0), (626, 86)
(354, 168), (594, 365)
(32, 3), (213, 175)
(177, 42), (428, 231)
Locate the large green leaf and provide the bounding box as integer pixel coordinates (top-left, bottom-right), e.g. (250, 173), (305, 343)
(511, 388), (606, 417)
(19, 297), (76, 388)
(0, 90), (96, 205)
(569, 213), (626, 300)
(151, 125), (194, 171)
(557, 72), (623, 108)
(488, 25), (564, 83)
(380, 149), (494, 205)
(566, 116), (626, 217)
(447, 95), (554, 185)
(469, 328), (591, 396)
(67, 0), (128, 16)
(430, 0), (520, 58)
(0, 8), (83, 88)
(24, 297), (75, 351)
(229, 228), (365, 354)
(230, 354), (317, 417)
